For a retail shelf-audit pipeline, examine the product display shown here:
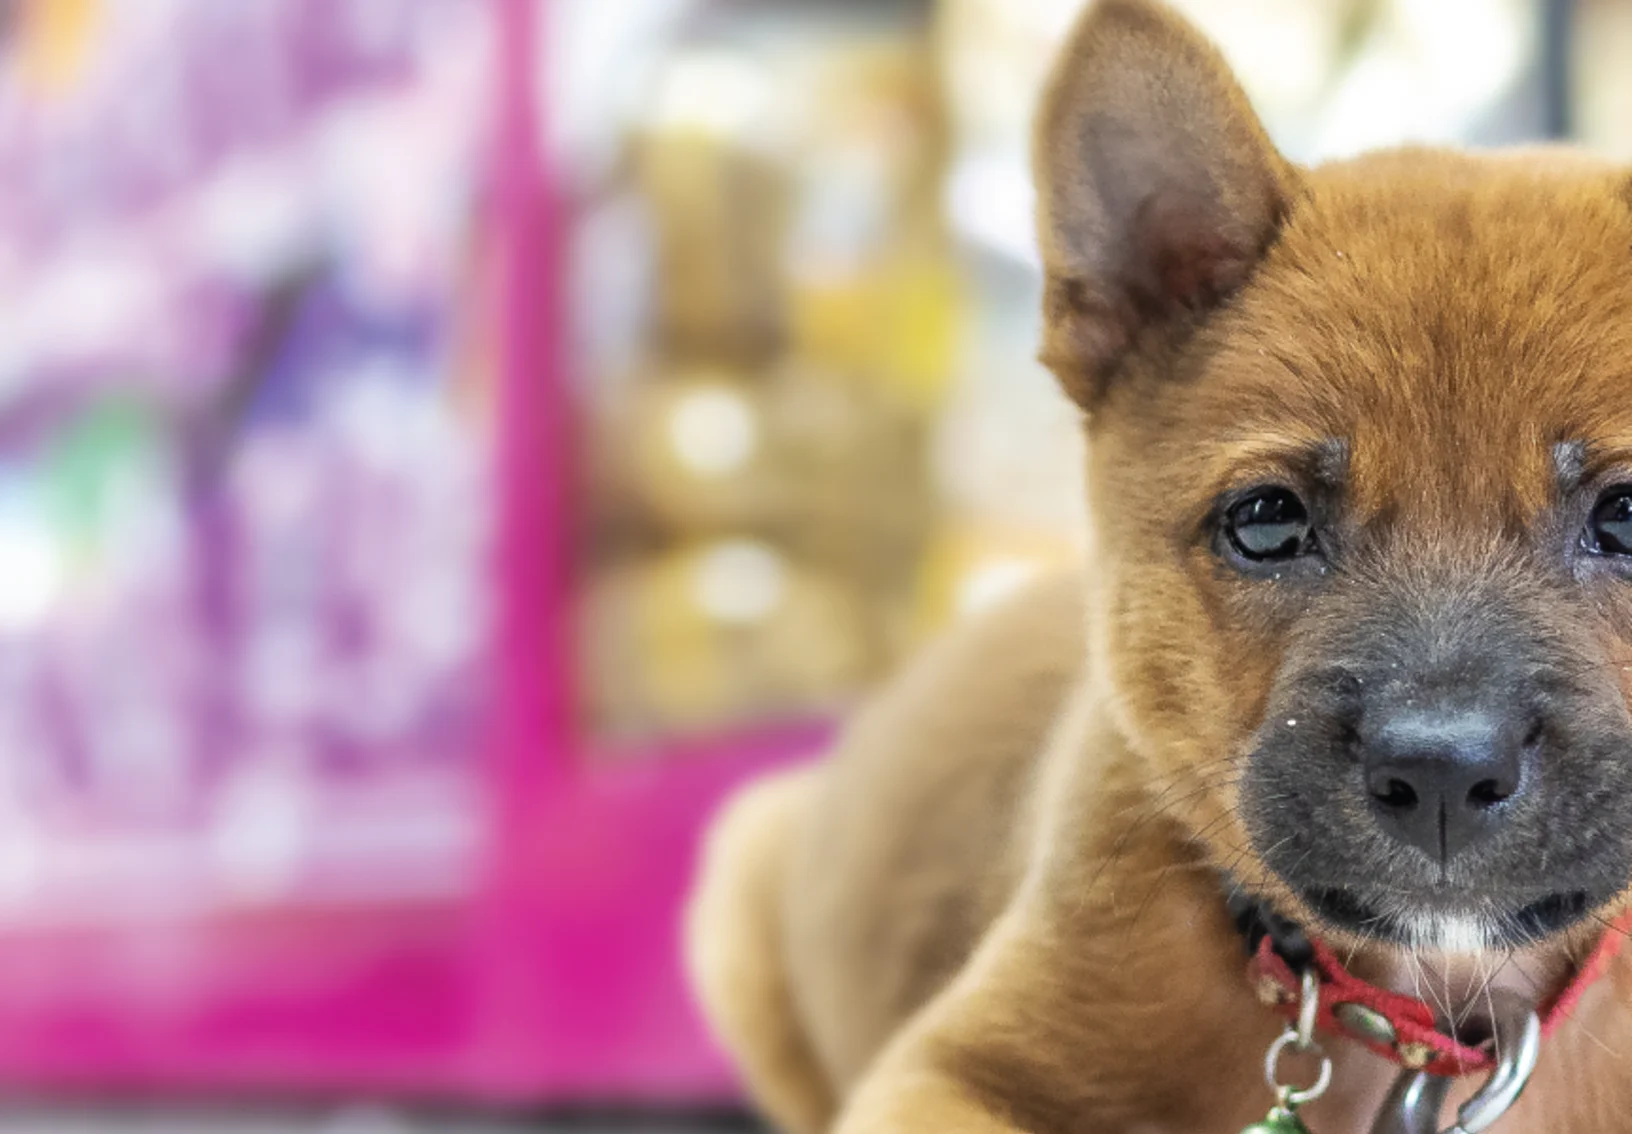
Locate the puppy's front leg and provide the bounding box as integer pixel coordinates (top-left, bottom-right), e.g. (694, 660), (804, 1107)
(835, 864), (1280, 1134)
(836, 1064), (1028, 1134)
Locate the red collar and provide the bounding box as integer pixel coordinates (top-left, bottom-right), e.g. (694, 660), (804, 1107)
(1249, 909), (1632, 1078)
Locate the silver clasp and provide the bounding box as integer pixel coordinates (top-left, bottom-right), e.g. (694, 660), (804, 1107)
(1369, 988), (1541, 1134)
(1264, 968), (1333, 1109)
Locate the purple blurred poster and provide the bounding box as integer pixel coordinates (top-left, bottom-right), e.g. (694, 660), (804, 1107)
(0, 0), (498, 924)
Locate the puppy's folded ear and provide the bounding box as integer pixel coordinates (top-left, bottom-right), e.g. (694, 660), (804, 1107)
(1035, 0), (1297, 407)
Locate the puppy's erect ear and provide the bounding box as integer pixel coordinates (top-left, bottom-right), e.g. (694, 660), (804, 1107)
(1035, 0), (1297, 407)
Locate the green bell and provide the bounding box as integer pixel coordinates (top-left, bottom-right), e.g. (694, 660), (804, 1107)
(1239, 1106), (1314, 1134)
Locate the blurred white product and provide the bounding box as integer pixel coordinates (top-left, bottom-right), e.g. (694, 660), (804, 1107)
(668, 383), (760, 478)
(695, 538), (788, 626)
(1314, 0), (1531, 160)
(0, 507), (63, 632)
(209, 757), (312, 903)
(956, 555), (1045, 618)
(1575, 0), (1632, 159)
(188, 153), (318, 283)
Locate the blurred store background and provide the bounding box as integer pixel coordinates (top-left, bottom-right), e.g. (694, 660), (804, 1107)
(0, 0), (1625, 1128)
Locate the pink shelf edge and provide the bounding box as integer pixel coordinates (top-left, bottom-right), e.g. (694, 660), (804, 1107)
(0, 724), (826, 1103)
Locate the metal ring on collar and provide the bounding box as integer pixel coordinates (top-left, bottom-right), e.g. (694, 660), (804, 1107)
(1264, 1028), (1333, 1108)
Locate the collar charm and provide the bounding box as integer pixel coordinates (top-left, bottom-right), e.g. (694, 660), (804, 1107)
(1241, 970), (1329, 1134)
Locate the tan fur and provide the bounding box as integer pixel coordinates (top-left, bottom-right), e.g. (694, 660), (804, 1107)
(687, 765), (834, 1133)
(685, 2), (1632, 1131)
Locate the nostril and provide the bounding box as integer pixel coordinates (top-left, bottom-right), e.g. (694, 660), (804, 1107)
(1373, 777), (1418, 810)
(1467, 777), (1513, 808)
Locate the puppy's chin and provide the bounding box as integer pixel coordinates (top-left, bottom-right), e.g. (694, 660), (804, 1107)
(1295, 885), (1598, 952)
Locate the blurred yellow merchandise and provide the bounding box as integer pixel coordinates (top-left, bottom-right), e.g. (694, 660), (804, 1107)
(577, 11), (964, 742)
(608, 365), (782, 535)
(13, 0), (99, 95)
(912, 519), (1083, 637)
(637, 131), (789, 362)
(600, 362), (928, 567)
(754, 363), (929, 591)
(583, 357), (931, 740)
(582, 538), (878, 743)
(788, 244), (962, 415)
(780, 37), (961, 410)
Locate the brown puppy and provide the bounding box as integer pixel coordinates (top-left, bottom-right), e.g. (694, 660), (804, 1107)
(686, 2), (1632, 1131)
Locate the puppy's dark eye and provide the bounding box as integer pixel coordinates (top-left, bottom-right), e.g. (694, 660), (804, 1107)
(1224, 488), (1312, 562)
(1585, 489), (1632, 556)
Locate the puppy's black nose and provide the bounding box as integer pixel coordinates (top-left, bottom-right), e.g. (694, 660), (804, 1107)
(1361, 705), (1532, 863)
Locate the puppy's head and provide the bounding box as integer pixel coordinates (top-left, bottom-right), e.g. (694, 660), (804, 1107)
(1039, 0), (1632, 951)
